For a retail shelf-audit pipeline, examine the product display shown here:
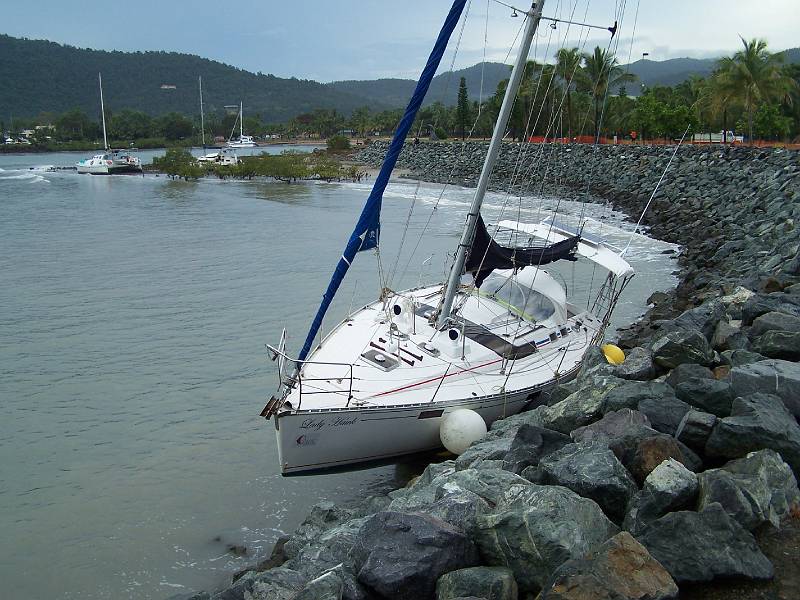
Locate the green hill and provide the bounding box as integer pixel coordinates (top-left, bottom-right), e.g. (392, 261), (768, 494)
(0, 34), (386, 122)
(0, 34), (511, 121)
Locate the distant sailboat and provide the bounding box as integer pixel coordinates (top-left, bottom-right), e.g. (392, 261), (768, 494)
(226, 102), (257, 148)
(196, 76), (237, 164)
(76, 73), (142, 175)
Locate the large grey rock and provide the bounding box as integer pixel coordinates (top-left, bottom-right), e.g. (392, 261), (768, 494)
(614, 346), (657, 381)
(212, 572), (257, 600)
(750, 310), (800, 337)
(753, 330), (800, 360)
(284, 517), (368, 600)
(501, 424), (571, 475)
(706, 393), (800, 475)
(487, 405), (548, 439)
(636, 503), (774, 584)
(474, 484), (618, 594)
(292, 570), (343, 600)
(675, 378), (734, 417)
(351, 511), (480, 600)
(637, 395), (693, 436)
(538, 441), (638, 522)
(571, 409), (651, 444)
(711, 319), (750, 352)
(720, 348), (766, 367)
(623, 458), (698, 536)
(436, 566), (518, 600)
(283, 501), (358, 560)
(741, 293), (800, 326)
(539, 532), (678, 600)
(389, 467), (529, 532)
(537, 376), (626, 434)
(651, 328), (715, 369)
(247, 567), (307, 600)
(455, 437), (513, 471)
(672, 301), (726, 339)
(665, 363), (714, 387)
(675, 409), (717, 452)
(697, 449), (800, 530)
(729, 359), (800, 419)
(609, 428), (701, 482)
(601, 381), (676, 414)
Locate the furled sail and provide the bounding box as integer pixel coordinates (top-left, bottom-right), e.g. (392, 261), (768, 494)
(296, 0), (468, 364)
(466, 216), (580, 287)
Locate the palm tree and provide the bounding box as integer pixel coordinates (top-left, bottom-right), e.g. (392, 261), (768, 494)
(713, 37), (797, 141)
(554, 47), (585, 139)
(580, 47), (636, 137)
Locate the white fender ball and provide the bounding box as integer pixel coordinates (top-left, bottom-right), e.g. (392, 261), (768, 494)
(440, 409), (487, 455)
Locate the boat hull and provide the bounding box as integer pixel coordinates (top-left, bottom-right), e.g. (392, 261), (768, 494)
(274, 375), (569, 475)
(77, 161), (142, 175)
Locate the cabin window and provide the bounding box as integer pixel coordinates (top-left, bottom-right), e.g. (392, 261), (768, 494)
(481, 274), (556, 322)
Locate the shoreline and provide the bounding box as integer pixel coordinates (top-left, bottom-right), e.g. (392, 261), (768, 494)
(175, 141), (800, 600)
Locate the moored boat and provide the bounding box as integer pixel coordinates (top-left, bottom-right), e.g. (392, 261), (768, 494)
(226, 102), (257, 148)
(76, 74), (142, 175)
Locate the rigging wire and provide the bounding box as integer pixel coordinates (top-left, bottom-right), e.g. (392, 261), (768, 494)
(384, 0), (474, 292)
(623, 124), (691, 254)
(395, 5), (528, 287)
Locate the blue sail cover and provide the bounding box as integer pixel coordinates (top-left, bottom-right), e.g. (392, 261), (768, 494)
(297, 0), (467, 363)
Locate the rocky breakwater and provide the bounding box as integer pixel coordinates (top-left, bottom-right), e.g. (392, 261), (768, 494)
(174, 290), (800, 599)
(173, 143), (800, 599)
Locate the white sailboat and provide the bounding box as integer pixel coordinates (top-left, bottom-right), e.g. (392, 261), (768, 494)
(196, 77), (239, 165)
(226, 102), (257, 148)
(76, 73), (142, 175)
(261, 0), (633, 475)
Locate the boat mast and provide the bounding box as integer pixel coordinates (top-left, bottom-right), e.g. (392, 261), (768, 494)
(199, 76), (205, 148)
(239, 101), (243, 139)
(437, 0), (545, 328)
(99, 73), (108, 151)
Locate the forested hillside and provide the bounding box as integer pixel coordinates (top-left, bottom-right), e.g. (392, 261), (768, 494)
(0, 34), (382, 121)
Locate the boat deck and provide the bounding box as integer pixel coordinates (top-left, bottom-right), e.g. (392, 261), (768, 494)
(286, 283), (600, 412)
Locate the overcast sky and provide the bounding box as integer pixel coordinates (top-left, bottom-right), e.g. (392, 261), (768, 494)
(3, 1), (797, 82)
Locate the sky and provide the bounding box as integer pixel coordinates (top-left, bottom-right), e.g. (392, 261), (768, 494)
(2, 1), (798, 82)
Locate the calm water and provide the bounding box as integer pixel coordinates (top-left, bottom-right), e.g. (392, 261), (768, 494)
(0, 148), (677, 599)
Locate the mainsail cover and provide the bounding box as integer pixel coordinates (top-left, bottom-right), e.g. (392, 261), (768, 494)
(297, 0), (467, 364)
(466, 216), (581, 286)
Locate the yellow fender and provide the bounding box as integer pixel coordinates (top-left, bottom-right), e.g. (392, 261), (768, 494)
(601, 344), (625, 365)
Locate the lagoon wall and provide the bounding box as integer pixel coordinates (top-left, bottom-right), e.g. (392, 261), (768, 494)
(179, 143), (800, 600)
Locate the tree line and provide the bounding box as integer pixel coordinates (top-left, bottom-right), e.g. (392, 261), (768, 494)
(5, 37), (798, 147)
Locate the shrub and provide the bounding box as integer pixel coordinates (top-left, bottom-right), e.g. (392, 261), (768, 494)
(327, 134), (351, 151)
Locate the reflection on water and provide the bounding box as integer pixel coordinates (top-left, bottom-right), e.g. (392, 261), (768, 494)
(245, 180), (316, 204)
(0, 151), (677, 599)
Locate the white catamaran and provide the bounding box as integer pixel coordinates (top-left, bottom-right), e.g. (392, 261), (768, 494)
(196, 77), (239, 165)
(262, 0), (633, 475)
(226, 102), (257, 148)
(76, 73), (142, 175)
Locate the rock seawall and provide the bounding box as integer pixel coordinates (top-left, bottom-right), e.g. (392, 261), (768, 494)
(174, 143), (800, 600)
